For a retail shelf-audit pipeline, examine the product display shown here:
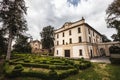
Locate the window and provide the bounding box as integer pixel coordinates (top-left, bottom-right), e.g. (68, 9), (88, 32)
(89, 37), (91, 43)
(63, 40), (65, 45)
(79, 36), (82, 43)
(57, 34), (59, 38)
(69, 38), (72, 44)
(78, 27), (81, 33)
(63, 32), (64, 37)
(88, 29), (90, 34)
(79, 49), (82, 56)
(93, 32), (94, 36)
(57, 41), (59, 45)
(57, 50), (58, 55)
(69, 30), (71, 35)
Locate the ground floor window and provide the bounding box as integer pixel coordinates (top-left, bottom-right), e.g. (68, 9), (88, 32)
(79, 49), (82, 56)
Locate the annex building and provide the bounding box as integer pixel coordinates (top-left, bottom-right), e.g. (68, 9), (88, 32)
(54, 17), (119, 59)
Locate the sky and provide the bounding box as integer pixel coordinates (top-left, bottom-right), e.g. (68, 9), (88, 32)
(25, 0), (116, 40)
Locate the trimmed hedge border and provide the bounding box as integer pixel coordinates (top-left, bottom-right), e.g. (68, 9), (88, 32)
(58, 68), (78, 79)
(9, 62), (74, 70)
(5, 67), (78, 80)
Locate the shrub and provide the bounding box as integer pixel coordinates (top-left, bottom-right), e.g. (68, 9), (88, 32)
(79, 61), (91, 70)
(49, 65), (56, 70)
(21, 71), (48, 80)
(48, 69), (58, 80)
(3, 62), (9, 74)
(12, 64), (24, 77)
(24, 59), (30, 62)
(110, 58), (120, 64)
(58, 68), (78, 79)
(109, 46), (120, 54)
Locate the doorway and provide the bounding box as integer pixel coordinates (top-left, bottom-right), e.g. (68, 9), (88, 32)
(64, 50), (70, 57)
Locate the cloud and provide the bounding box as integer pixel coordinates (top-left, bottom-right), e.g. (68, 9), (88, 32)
(25, 0), (115, 40)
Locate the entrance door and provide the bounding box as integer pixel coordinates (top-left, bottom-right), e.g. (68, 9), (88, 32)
(65, 50), (70, 57)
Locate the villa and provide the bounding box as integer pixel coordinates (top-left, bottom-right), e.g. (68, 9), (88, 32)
(54, 17), (119, 59)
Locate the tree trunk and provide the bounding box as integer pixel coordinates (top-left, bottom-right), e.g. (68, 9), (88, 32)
(6, 34), (13, 60)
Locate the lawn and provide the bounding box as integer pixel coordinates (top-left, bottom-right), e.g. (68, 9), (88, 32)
(64, 63), (120, 80)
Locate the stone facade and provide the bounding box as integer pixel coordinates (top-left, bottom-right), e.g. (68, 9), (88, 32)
(30, 40), (42, 54)
(54, 18), (120, 59)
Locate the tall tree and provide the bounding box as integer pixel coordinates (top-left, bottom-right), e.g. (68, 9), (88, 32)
(106, 0), (120, 41)
(0, 0), (27, 60)
(40, 26), (54, 50)
(0, 29), (7, 55)
(13, 34), (31, 53)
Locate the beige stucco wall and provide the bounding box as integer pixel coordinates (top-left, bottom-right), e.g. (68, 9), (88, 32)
(54, 18), (119, 59)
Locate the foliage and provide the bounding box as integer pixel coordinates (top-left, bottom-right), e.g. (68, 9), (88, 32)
(109, 45), (120, 54)
(111, 34), (120, 41)
(12, 64), (24, 77)
(0, 29), (8, 55)
(58, 68), (78, 79)
(2, 54), (93, 80)
(40, 25), (54, 49)
(110, 58), (120, 64)
(0, 0), (27, 60)
(12, 34), (31, 53)
(106, 0), (120, 41)
(79, 61), (91, 70)
(102, 34), (111, 42)
(48, 69), (58, 80)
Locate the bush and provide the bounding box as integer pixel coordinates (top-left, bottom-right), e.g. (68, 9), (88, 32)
(110, 58), (120, 64)
(48, 69), (58, 80)
(79, 61), (91, 70)
(58, 68), (78, 79)
(109, 46), (120, 54)
(24, 59), (30, 62)
(3, 62), (9, 74)
(21, 71), (48, 80)
(12, 64), (24, 77)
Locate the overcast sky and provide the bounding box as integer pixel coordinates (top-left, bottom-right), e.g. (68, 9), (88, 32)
(25, 0), (116, 40)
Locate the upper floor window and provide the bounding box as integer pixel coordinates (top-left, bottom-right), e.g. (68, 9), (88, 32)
(69, 30), (71, 35)
(57, 34), (59, 38)
(79, 36), (82, 43)
(89, 37), (91, 43)
(79, 49), (82, 56)
(69, 38), (72, 44)
(63, 40), (65, 45)
(93, 32), (94, 36)
(88, 29), (90, 34)
(63, 32), (64, 37)
(78, 27), (81, 33)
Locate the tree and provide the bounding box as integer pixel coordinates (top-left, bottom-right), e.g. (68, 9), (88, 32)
(40, 26), (54, 50)
(0, 29), (8, 55)
(12, 34), (31, 53)
(0, 0), (27, 60)
(111, 34), (120, 41)
(102, 34), (111, 42)
(106, 0), (120, 41)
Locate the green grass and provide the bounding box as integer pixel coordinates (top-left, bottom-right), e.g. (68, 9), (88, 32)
(64, 63), (120, 80)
